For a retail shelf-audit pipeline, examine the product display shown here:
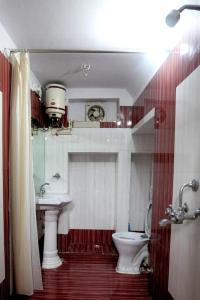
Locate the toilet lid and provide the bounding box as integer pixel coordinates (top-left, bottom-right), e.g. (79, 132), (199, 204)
(144, 202), (152, 238)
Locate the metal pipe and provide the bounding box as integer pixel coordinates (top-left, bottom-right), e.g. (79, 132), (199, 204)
(159, 219), (175, 227)
(9, 48), (146, 54)
(178, 179), (199, 208)
(166, 4), (200, 27)
(184, 209), (200, 221)
(159, 208), (200, 227)
(178, 5), (200, 13)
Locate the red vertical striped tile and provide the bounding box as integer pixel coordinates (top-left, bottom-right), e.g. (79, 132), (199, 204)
(132, 106), (144, 126)
(61, 106), (68, 127)
(100, 106), (133, 128)
(132, 30), (200, 299)
(100, 121), (117, 128)
(57, 229), (117, 255)
(120, 106), (133, 128)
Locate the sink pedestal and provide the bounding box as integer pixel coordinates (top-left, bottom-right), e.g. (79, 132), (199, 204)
(42, 210), (62, 269)
(36, 193), (72, 269)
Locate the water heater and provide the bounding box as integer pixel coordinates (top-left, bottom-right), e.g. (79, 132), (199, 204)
(45, 83), (66, 119)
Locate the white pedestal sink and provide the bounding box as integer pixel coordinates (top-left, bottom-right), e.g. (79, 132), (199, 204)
(36, 193), (72, 269)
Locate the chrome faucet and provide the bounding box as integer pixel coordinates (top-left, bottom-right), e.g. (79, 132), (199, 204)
(178, 179), (199, 210)
(159, 179), (199, 227)
(159, 206), (200, 226)
(159, 218), (175, 227)
(39, 183), (50, 197)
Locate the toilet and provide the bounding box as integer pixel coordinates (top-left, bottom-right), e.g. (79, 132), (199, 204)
(112, 202), (152, 274)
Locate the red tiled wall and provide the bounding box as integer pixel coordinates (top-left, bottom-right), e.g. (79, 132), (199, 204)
(133, 30), (200, 299)
(61, 106), (68, 127)
(100, 121), (117, 128)
(100, 106), (133, 128)
(132, 106), (144, 126)
(31, 91), (48, 127)
(31, 91), (41, 122)
(0, 53), (11, 300)
(58, 229), (117, 255)
(119, 106), (133, 128)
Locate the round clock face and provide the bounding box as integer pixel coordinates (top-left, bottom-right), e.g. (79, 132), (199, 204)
(87, 105), (105, 121)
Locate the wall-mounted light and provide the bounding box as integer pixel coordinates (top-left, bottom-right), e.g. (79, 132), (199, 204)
(127, 120), (132, 127)
(166, 4), (200, 27)
(116, 120), (121, 126)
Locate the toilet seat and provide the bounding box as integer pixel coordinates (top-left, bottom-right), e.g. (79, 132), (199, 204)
(113, 232), (149, 242)
(114, 201), (152, 241)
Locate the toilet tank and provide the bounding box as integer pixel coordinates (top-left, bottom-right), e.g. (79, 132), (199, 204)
(45, 83), (66, 119)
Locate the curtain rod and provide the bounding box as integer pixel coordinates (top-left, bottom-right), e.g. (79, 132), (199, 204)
(9, 48), (148, 54)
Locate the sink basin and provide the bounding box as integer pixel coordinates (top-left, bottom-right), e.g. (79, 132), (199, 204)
(36, 193), (72, 210)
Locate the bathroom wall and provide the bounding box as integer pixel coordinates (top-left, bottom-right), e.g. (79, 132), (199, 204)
(0, 21), (41, 90)
(43, 125), (155, 254)
(0, 21), (15, 51)
(69, 153), (117, 229)
(43, 127), (155, 253)
(133, 24), (200, 299)
(44, 129), (132, 234)
(130, 154), (153, 231)
(168, 65), (200, 300)
(67, 88), (134, 128)
(68, 99), (118, 122)
(67, 88), (133, 106)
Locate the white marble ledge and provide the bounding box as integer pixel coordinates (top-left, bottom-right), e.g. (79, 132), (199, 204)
(44, 128), (154, 154)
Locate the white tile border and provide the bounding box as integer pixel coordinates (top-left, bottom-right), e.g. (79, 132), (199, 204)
(132, 108), (155, 135)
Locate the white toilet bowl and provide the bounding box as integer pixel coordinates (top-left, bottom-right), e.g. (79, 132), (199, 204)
(112, 202), (152, 274)
(112, 232), (149, 274)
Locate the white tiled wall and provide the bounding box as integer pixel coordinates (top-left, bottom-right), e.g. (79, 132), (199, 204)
(67, 88), (133, 106)
(116, 151), (131, 231)
(130, 154), (153, 231)
(43, 128), (154, 233)
(168, 65), (200, 300)
(69, 153), (117, 229)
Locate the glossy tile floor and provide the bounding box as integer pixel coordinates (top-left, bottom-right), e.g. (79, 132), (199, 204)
(18, 254), (151, 300)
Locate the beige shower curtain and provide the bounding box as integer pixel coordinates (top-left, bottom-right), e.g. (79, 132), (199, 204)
(10, 52), (43, 295)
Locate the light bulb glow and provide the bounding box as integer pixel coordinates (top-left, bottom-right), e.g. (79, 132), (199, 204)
(127, 120), (132, 127)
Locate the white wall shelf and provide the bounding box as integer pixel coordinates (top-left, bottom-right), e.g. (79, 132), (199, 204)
(132, 108), (155, 135)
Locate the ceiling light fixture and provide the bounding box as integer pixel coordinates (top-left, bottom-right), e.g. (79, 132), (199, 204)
(81, 64), (91, 77)
(166, 4), (200, 27)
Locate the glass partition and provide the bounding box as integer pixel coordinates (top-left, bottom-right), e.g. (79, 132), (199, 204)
(32, 130), (45, 195)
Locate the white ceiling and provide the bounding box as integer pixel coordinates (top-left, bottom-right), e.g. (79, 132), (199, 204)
(29, 52), (160, 95)
(0, 0), (195, 100)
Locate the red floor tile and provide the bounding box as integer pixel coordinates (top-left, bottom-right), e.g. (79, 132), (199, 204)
(16, 254), (151, 300)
